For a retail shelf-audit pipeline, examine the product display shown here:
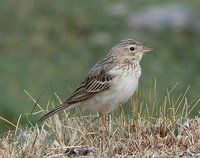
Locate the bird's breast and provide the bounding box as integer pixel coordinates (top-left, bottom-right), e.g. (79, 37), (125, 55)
(85, 64), (141, 113)
(112, 71), (139, 102)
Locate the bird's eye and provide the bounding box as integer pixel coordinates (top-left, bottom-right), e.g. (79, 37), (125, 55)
(130, 47), (135, 51)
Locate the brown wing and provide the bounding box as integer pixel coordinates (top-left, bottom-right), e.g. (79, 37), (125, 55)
(39, 53), (120, 122)
(66, 55), (118, 104)
(66, 72), (115, 104)
(39, 69), (116, 122)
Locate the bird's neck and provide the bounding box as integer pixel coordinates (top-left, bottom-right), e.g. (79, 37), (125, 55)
(122, 55), (142, 65)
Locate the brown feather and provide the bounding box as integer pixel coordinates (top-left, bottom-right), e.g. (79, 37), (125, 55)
(39, 42), (127, 121)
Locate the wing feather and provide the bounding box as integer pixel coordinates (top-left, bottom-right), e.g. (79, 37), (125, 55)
(39, 53), (120, 121)
(66, 55), (119, 104)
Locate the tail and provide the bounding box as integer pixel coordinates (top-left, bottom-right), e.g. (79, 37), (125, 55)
(39, 103), (72, 122)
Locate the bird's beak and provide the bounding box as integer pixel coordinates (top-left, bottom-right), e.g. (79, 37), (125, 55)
(142, 47), (152, 53)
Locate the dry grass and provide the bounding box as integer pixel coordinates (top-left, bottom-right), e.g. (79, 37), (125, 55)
(0, 84), (200, 158)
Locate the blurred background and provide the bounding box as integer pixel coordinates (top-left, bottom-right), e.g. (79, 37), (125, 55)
(0, 0), (200, 133)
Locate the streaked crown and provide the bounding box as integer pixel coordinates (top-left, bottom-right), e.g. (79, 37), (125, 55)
(110, 38), (151, 58)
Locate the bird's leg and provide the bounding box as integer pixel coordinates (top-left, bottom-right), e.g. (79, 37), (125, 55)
(108, 112), (112, 133)
(99, 112), (109, 136)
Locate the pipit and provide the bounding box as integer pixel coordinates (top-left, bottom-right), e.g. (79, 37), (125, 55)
(39, 39), (151, 131)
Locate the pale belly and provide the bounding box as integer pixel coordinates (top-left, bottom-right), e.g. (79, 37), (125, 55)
(86, 74), (139, 113)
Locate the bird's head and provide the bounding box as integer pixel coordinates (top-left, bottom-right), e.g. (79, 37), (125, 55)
(112, 39), (152, 61)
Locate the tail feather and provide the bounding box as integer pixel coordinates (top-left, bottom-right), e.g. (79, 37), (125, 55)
(39, 103), (72, 122)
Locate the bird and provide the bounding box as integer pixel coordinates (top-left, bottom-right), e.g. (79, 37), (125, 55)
(39, 38), (151, 131)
